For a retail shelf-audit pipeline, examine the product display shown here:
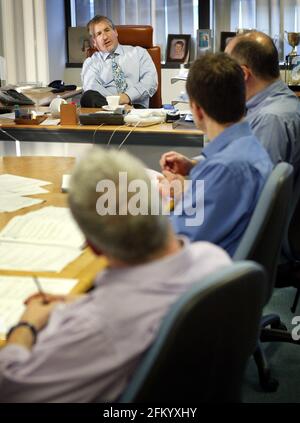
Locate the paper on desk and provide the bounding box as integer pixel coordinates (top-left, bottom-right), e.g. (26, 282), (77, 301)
(0, 194), (44, 212)
(0, 174), (51, 190)
(0, 276), (78, 336)
(40, 118), (60, 126)
(0, 242), (82, 272)
(0, 206), (85, 249)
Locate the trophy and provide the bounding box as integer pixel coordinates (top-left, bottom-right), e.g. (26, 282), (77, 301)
(285, 32), (300, 86)
(286, 32), (300, 57)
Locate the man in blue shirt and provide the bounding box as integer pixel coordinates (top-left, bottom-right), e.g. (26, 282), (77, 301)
(225, 31), (300, 173)
(159, 53), (273, 256)
(81, 15), (158, 108)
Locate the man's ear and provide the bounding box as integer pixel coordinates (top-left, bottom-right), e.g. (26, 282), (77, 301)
(240, 64), (251, 82)
(190, 100), (204, 121)
(86, 239), (103, 256)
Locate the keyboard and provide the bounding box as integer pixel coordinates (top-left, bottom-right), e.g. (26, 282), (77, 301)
(79, 113), (125, 125)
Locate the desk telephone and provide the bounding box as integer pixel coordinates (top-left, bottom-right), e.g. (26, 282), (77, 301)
(0, 89), (35, 106)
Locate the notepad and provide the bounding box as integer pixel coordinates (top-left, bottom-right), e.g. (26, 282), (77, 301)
(0, 276), (78, 339)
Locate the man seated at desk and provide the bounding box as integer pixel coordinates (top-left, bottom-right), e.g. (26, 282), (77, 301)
(159, 53), (273, 256)
(80, 15), (158, 109)
(0, 148), (231, 403)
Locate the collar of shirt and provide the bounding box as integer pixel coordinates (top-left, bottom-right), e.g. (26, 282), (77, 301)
(201, 120), (252, 160)
(100, 44), (123, 61)
(94, 236), (191, 288)
(246, 79), (286, 110)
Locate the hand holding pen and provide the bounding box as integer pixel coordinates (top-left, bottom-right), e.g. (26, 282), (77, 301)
(33, 276), (49, 305)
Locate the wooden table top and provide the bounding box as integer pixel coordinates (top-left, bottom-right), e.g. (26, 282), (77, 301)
(0, 156), (106, 292)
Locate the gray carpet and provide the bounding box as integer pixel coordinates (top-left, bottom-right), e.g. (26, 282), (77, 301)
(243, 286), (300, 403)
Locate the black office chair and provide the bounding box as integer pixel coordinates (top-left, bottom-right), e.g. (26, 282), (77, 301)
(119, 261), (266, 403)
(277, 167), (300, 312)
(234, 162), (295, 392)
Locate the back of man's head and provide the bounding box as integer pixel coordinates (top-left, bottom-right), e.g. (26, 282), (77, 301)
(186, 52), (246, 124)
(69, 148), (169, 264)
(227, 31), (280, 81)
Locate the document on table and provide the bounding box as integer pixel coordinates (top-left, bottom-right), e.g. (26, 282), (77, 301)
(0, 276), (78, 338)
(0, 194), (44, 212)
(0, 206), (85, 271)
(0, 174), (51, 193)
(0, 173), (52, 212)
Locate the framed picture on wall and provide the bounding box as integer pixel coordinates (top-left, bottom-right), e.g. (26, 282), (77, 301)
(166, 34), (191, 63)
(196, 29), (212, 57)
(220, 31), (236, 52)
(68, 27), (92, 64)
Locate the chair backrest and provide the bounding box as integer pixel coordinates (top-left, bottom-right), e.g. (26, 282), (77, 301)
(116, 25), (162, 108)
(282, 166), (300, 260)
(120, 261), (266, 403)
(234, 162), (294, 303)
(86, 25), (162, 108)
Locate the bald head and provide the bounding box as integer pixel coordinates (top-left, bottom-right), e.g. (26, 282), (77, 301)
(225, 31), (280, 81)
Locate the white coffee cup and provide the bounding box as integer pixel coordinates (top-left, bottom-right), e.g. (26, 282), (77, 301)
(106, 95), (120, 110)
(50, 96), (67, 118)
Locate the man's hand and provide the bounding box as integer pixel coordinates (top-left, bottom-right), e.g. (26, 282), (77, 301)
(159, 151), (195, 176)
(119, 93), (131, 105)
(158, 170), (185, 203)
(20, 297), (63, 332)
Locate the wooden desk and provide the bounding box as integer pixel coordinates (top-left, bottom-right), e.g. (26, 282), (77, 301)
(0, 111), (203, 148)
(0, 156), (106, 292)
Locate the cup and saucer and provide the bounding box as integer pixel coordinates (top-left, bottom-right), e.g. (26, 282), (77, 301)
(102, 104), (125, 111)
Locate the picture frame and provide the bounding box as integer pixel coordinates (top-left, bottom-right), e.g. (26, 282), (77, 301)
(196, 29), (212, 56)
(166, 34), (191, 63)
(68, 27), (92, 64)
(220, 31), (236, 52)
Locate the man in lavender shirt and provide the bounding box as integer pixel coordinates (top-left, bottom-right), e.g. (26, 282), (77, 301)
(0, 148), (231, 403)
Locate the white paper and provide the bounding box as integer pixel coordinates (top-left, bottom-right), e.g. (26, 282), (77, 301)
(0, 194), (44, 212)
(0, 242), (82, 272)
(0, 174), (51, 191)
(0, 206), (85, 249)
(0, 276), (78, 336)
(40, 118), (60, 126)
(0, 207), (84, 271)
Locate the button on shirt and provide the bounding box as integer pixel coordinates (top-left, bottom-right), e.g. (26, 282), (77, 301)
(246, 79), (300, 170)
(0, 238), (231, 403)
(81, 44), (158, 108)
(170, 121), (273, 256)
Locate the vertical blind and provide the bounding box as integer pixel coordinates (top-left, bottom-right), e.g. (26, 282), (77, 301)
(213, 0), (300, 59)
(70, 0), (199, 60)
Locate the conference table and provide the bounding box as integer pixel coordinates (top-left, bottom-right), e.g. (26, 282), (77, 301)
(0, 156), (107, 345)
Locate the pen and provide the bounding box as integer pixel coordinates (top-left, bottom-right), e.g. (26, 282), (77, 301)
(33, 276), (48, 304)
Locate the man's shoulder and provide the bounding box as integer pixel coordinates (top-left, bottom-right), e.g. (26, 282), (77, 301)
(120, 44), (148, 55)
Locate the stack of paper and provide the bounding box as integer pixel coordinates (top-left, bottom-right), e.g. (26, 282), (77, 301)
(0, 276), (78, 337)
(0, 174), (51, 212)
(0, 206), (85, 272)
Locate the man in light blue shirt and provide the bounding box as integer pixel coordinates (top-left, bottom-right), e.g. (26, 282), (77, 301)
(81, 15), (158, 108)
(226, 31), (300, 173)
(160, 53), (273, 256)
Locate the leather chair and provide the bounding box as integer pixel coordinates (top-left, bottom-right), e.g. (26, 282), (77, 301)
(86, 25), (162, 108)
(234, 162), (295, 392)
(119, 262), (266, 403)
